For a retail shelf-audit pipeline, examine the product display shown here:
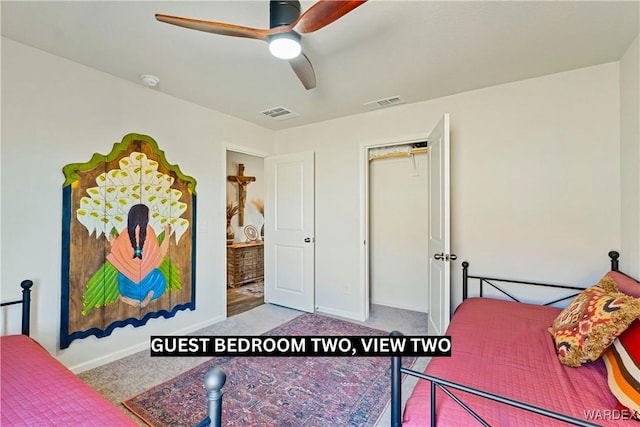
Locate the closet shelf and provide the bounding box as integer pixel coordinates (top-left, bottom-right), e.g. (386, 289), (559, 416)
(369, 147), (428, 161)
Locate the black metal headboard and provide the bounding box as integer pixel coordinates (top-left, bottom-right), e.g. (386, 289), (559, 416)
(0, 280), (33, 336)
(462, 251), (624, 305)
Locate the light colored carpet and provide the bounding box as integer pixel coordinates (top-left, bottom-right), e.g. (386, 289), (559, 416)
(79, 303), (429, 426)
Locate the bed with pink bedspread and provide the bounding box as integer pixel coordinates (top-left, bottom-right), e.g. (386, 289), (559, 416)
(0, 281), (137, 426)
(1, 281), (226, 427)
(1, 334), (137, 426)
(391, 251), (640, 426)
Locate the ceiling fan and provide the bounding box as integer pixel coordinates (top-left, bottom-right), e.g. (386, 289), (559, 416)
(155, 0), (367, 90)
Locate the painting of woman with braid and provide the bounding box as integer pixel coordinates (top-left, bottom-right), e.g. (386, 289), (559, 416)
(107, 204), (170, 308)
(61, 139), (197, 349)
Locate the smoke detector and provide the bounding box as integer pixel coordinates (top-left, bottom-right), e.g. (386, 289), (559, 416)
(140, 74), (160, 87)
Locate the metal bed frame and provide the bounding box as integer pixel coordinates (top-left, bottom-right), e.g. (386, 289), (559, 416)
(5, 252), (631, 426)
(390, 251), (627, 427)
(1, 279), (227, 427)
(0, 279), (33, 335)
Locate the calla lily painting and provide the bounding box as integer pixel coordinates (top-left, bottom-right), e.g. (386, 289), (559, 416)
(60, 134), (196, 349)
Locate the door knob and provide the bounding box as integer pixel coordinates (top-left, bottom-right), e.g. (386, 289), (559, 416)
(434, 253), (444, 260)
(449, 254), (458, 261)
(304, 237), (311, 243)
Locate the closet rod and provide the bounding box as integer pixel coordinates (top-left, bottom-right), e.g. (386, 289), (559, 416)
(369, 147), (428, 161)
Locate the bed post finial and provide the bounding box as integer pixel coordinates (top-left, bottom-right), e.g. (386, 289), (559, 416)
(20, 280), (33, 336)
(608, 251), (620, 271)
(203, 367), (226, 427)
(462, 262), (469, 301)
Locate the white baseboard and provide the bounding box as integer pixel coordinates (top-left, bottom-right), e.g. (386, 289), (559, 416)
(315, 305), (362, 321)
(370, 298), (427, 313)
(69, 314), (226, 373)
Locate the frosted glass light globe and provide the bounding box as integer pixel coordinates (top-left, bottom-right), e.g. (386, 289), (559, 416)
(269, 36), (301, 60)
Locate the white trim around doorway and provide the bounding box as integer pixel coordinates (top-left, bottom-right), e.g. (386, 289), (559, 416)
(222, 142), (269, 318)
(358, 134), (430, 322)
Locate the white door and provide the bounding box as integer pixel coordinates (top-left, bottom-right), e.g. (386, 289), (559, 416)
(428, 114), (452, 335)
(264, 152), (315, 312)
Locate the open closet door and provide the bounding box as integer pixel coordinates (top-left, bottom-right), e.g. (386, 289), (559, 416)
(264, 152), (315, 312)
(428, 114), (452, 335)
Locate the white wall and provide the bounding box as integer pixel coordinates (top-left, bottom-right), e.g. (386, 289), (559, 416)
(275, 63), (621, 319)
(226, 151), (265, 242)
(0, 38), (275, 371)
(369, 154), (429, 312)
(1, 36), (632, 370)
(620, 34), (640, 277)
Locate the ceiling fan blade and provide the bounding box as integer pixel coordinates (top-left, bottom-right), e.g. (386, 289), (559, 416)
(155, 14), (271, 41)
(292, 0), (367, 34)
(289, 53), (316, 90)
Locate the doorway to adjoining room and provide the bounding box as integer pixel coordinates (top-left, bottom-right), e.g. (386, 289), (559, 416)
(226, 150), (265, 316)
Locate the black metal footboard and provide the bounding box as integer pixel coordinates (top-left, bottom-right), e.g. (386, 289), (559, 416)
(390, 361), (600, 427)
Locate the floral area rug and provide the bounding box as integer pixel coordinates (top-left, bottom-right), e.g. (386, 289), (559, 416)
(232, 280), (264, 298)
(123, 313), (415, 426)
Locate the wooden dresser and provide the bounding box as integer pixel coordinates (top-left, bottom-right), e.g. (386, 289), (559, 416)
(227, 241), (264, 288)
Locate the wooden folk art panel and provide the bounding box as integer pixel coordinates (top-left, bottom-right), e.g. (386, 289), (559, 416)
(60, 134), (196, 349)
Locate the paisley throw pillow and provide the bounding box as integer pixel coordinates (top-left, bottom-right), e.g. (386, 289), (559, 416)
(548, 277), (640, 367)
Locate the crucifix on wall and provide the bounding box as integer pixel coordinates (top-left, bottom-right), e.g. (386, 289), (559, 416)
(228, 163), (255, 226)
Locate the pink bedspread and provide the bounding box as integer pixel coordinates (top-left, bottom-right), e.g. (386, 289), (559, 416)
(403, 297), (635, 426)
(1, 334), (137, 426)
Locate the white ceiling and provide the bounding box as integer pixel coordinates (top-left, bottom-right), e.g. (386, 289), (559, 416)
(2, 1), (638, 130)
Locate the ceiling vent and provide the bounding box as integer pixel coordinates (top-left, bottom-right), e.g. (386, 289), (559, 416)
(364, 96), (404, 110)
(260, 106), (300, 121)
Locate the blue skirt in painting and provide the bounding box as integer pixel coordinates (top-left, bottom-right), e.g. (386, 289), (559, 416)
(118, 269), (166, 302)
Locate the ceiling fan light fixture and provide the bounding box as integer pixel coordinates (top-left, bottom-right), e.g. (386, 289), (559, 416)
(269, 32), (301, 59)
